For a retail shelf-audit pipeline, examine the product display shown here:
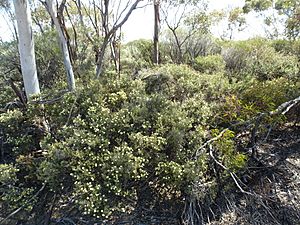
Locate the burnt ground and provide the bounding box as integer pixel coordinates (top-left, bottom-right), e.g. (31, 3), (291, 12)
(209, 124), (300, 225)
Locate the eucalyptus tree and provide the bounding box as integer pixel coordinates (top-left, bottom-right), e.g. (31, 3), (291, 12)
(41, 0), (76, 91)
(224, 7), (247, 40)
(243, 0), (300, 40)
(161, 0), (221, 63)
(13, 0), (40, 99)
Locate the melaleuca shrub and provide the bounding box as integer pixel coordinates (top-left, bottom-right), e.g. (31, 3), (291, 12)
(193, 55), (226, 74)
(0, 65), (248, 220)
(38, 78), (151, 217)
(248, 45), (299, 81)
(37, 65), (241, 218)
(0, 160), (42, 221)
(222, 39), (299, 81)
(241, 77), (300, 112)
(0, 109), (44, 158)
(0, 164), (36, 218)
(0, 106), (48, 221)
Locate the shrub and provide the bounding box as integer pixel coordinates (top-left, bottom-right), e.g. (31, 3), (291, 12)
(221, 39), (299, 81)
(272, 39), (300, 61)
(217, 77), (300, 125)
(193, 55), (226, 74)
(0, 66), (249, 221)
(121, 39), (154, 73)
(249, 46), (299, 80)
(35, 66), (242, 218)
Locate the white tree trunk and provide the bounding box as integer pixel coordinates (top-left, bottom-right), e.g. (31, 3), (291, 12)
(13, 0), (40, 99)
(44, 0), (75, 91)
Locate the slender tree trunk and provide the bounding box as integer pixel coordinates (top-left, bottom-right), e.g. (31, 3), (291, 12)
(110, 31), (121, 75)
(44, 0), (76, 91)
(153, 0), (160, 64)
(95, 0), (144, 78)
(95, 36), (110, 78)
(170, 28), (183, 63)
(13, 0), (40, 99)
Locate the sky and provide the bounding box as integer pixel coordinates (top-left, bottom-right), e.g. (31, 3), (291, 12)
(0, 0), (266, 43)
(122, 0), (266, 42)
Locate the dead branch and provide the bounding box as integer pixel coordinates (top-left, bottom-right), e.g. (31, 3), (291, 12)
(0, 183), (46, 225)
(270, 95), (300, 116)
(31, 89), (70, 105)
(7, 78), (27, 106)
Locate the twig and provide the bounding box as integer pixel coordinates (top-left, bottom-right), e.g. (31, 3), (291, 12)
(64, 93), (80, 127)
(31, 89), (70, 105)
(208, 146), (253, 195)
(0, 183), (46, 224)
(193, 128), (229, 159)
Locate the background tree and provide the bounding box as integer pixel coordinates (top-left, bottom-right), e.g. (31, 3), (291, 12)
(162, 0), (222, 63)
(95, 0), (146, 78)
(243, 0), (300, 40)
(224, 7), (247, 40)
(153, 0), (160, 64)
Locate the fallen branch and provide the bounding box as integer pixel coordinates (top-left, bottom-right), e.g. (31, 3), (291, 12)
(193, 128), (229, 159)
(208, 146), (253, 196)
(270, 95), (300, 116)
(184, 96), (300, 225)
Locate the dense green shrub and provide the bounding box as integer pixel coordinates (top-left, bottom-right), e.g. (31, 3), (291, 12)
(121, 39), (154, 72)
(222, 39), (299, 80)
(249, 45), (299, 80)
(217, 77), (300, 125)
(193, 55), (226, 74)
(0, 65), (249, 221)
(0, 164), (36, 216)
(0, 109), (44, 158)
(241, 77), (300, 111)
(272, 39), (300, 61)
(3, 59), (299, 222)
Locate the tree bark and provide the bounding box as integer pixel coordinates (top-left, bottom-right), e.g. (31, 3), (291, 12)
(43, 0), (76, 91)
(13, 0), (40, 99)
(153, 0), (160, 64)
